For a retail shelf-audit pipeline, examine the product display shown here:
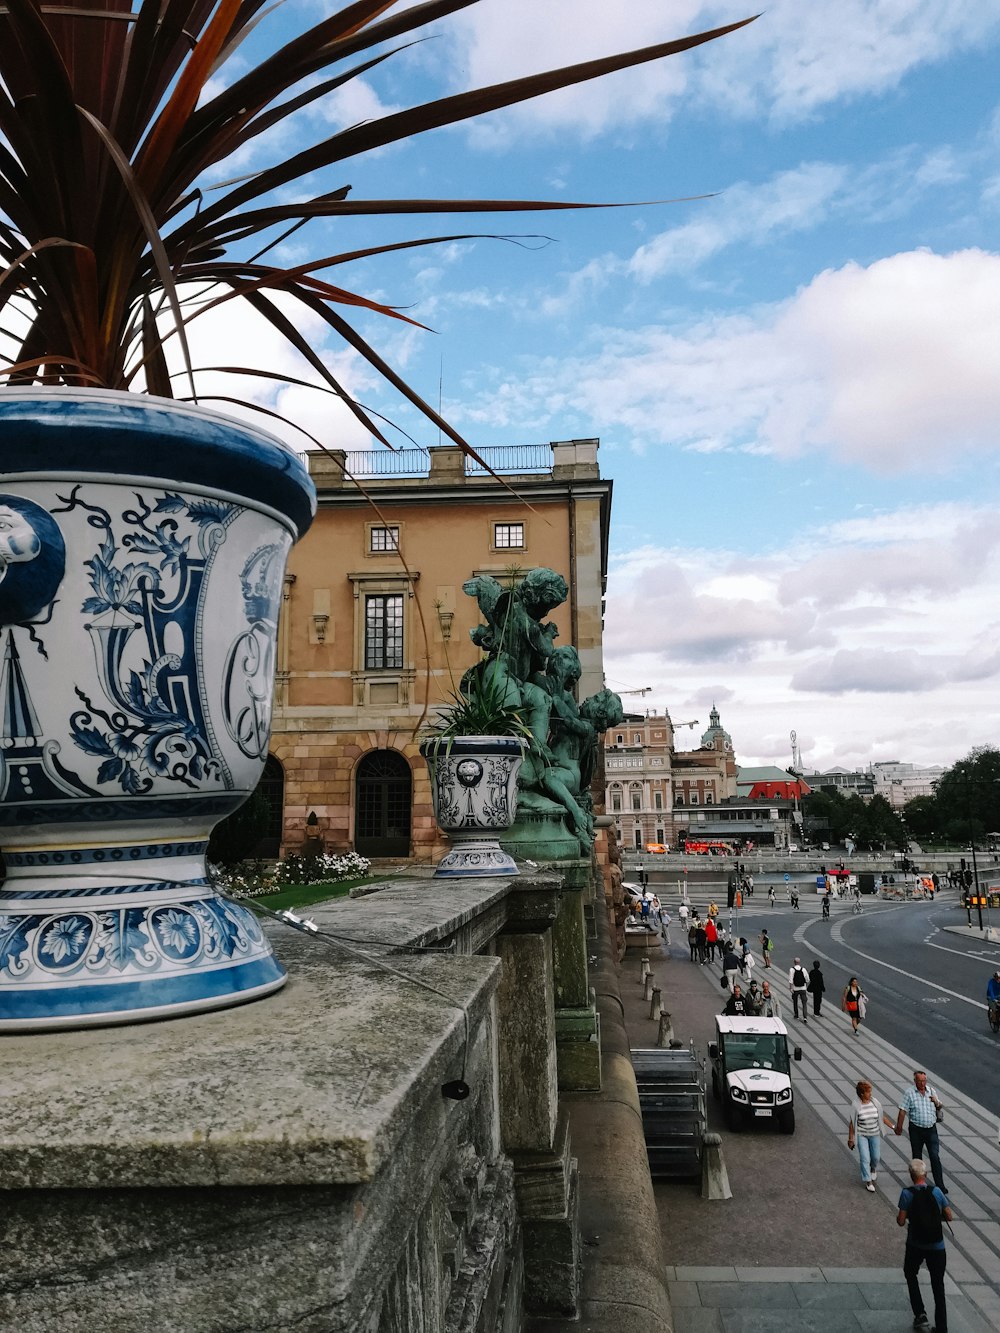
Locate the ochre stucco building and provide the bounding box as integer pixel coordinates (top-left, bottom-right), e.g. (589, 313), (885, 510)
(265, 440), (612, 860)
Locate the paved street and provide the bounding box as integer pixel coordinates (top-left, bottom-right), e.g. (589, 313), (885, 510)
(621, 889), (1000, 1333)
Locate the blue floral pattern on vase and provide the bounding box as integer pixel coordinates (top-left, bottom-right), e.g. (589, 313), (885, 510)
(64, 487), (232, 794)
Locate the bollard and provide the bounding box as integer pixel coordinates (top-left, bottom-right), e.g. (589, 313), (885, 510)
(700, 1132), (733, 1200)
(649, 986), (661, 1020)
(643, 972), (655, 1001)
(656, 1009), (674, 1047)
(640, 957), (650, 982)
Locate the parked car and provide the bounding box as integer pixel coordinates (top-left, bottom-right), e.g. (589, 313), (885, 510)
(709, 1016), (802, 1134)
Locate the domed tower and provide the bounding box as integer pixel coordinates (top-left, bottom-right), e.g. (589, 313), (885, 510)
(700, 704), (733, 755)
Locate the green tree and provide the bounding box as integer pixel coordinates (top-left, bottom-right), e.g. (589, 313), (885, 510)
(932, 747), (1000, 845)
(901, 794), (939, 842)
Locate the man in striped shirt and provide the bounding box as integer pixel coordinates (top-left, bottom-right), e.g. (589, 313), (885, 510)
(893, 1070), (945, 1192)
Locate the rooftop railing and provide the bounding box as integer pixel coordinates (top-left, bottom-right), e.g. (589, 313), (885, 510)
(342, 444), (554, 478)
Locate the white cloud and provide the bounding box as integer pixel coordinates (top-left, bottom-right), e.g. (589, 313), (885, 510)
(438, 2), (1000, 138)
(602, 504), (1000, 767)
(463, 248), (1000, 474)
(164, 288), (377, 453)
(628, 163), (849, 281)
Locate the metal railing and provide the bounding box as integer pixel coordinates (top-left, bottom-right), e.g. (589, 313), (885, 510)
(343, 449), (431, 477)
(340, 443), (554, 478)
(464, 444), (553, 475)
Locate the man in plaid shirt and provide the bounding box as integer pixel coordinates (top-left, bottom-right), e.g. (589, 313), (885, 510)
(893, 1070), (946, 1191)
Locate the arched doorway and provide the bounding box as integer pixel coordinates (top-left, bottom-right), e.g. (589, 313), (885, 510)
(355, 750), (412, 857)
(255, 754), (285, 858)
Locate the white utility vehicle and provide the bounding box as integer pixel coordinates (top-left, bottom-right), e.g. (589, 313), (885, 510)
(708, 1015), (801, 1134)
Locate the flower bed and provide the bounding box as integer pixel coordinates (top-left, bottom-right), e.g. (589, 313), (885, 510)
(213, 852), (373, 902)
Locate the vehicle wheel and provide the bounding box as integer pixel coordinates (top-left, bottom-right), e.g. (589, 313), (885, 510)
(779, 1108), (795, 1134)
(711, 1070), (720, 1100)
(990, 1008), (1000, 1034)
(724, 1100), (742, 1132)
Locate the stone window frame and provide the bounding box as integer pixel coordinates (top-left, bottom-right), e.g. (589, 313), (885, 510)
(348, 569), (419, 707)
(491, 519), (526, 552)
(367, 523), (401, 555)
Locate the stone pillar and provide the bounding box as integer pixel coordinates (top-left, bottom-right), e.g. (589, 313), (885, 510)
(495, 874), (581, 1317)
(548, 858), (603, 1092)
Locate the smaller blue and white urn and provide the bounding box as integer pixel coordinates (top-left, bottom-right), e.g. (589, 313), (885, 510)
(420, 736), (524, 878)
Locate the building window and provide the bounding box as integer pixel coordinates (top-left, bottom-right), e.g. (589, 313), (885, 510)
(365, 594), (403, 669)
(632, 733), (641, 744)
(690, 793), (699, 806)
(654, 792), (663, 810)
(634, 828), (642, 850)
(656, 828), (664, 843)
(611, 790), (622, 812)
(369, 525), (399, 553)
(631, 793), (641, 811)
(675, 795), (685, 807)
(494, 522), (524, 549)
(705, 792), (714, 805)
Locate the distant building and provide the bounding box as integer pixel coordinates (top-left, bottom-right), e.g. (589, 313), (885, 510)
(871, 761), (944, 808)
(799, 766), (875, 798)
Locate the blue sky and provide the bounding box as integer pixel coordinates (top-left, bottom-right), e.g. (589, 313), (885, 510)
(197, 2), (1000, 773)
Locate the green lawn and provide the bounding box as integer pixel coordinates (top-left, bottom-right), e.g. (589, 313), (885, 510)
(246, 877), (370, 913)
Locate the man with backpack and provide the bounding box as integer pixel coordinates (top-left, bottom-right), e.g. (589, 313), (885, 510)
(897, 1158), (952, 1333)
(788, 957), (810, 1022)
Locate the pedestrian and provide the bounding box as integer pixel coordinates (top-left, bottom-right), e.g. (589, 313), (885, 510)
(759, 979), (780, 1017)
(659, 906), (671, 945)
(707, 899), (719, 921)
(768, 886), (776, 907)
(759, 928), (773, 968)
(640, 893), (651, 922)
(790, 887), (800, 910)
(687, 918), (699, 963)
(695, 919), (708, 965)
(789, 957), (809, 1023)
(808, 960), (825, 1017)
(897, 1158), (951, 1333)
(742, 947), (755, 982)
(893, 1071), (946, 1192)
(678, 900), (689, 930)
(842, 975), (865, 1035)
(744, 979), (761, 1014)
(847, 1078), (886, 1192)
(722, 982), (747, 1016)
(704, 915), (718, 962)
(721, 943), (741, 992)
(747, 874), (755, 896)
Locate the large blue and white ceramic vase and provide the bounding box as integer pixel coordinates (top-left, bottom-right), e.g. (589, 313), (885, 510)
(420, 736), (523, 878)
(0, 390), (315, 1030)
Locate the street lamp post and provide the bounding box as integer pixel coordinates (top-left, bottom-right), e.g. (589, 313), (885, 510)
(969, 822), (983, 931)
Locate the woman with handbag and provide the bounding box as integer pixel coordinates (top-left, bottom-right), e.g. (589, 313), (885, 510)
(842, 976), (865, 1035)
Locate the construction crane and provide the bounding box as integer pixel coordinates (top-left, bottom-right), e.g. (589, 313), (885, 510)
(617, 686), (652, 696)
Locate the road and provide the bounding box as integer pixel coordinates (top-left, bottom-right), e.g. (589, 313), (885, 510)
(629, 884), (1000, 1331)
(720, 890), (1000, 1117)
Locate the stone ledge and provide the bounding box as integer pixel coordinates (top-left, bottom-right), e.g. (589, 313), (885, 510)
(0, 936), (498, 1190)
